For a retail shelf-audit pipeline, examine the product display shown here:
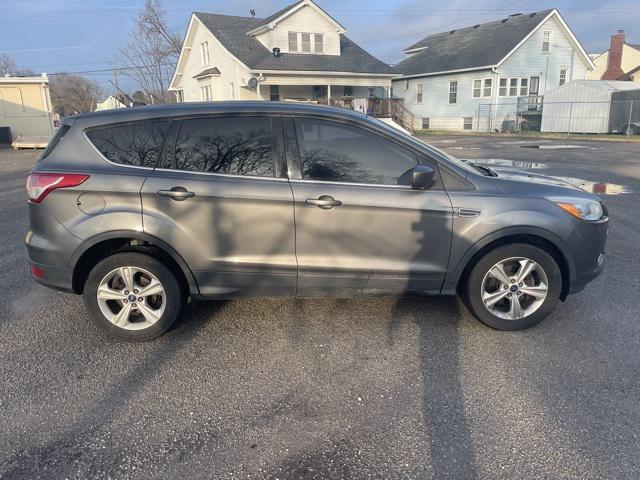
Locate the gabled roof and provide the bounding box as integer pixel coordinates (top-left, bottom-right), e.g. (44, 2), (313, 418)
(247, 0), (345, 36)
(193, 67), (221, 79)
(393, 9), (592, 77)
(192, 12), (392, 74)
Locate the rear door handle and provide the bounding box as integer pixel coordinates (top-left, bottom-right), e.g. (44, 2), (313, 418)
(157, 186), (195, 201)
(306, 195), (342, 210)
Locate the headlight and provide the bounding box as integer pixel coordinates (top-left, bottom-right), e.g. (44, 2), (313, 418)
(548, 196), (604, 221)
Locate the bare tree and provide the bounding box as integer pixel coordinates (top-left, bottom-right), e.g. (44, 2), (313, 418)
(0, 54), (16, 75)
(117, 0), (183, 104)
(49, 74), (102, 116)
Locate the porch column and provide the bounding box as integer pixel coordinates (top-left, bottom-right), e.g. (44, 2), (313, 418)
(327, 84), (331, 102)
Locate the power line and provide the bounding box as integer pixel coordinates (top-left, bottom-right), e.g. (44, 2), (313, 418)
(0, 44), (92, 53)
(47, 63), (175, 76)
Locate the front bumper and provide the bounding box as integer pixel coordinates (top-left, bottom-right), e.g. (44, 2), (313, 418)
(566, 214), (609, 294)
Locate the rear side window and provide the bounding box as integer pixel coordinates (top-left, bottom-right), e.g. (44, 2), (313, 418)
(167, 116), (274, 177)
(294, 118), (417, 185)
(40, 124), (70, 161)
(86, 121), (169, 168)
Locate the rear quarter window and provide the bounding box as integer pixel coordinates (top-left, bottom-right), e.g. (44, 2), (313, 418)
(86, 121), (170, 168)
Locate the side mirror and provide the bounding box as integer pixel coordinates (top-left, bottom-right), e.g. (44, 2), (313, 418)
(410, 165), (435, 190)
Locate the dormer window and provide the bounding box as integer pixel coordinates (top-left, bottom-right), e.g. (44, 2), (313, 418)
(287, 32), (325, 54)
(301, 33), (311, 52)
(314, 34), (323, 53)
(288, 32), (298, 52)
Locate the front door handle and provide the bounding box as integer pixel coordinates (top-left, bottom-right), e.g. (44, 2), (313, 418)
(306, 195), (342, 210)
(157, 186), (195, 201)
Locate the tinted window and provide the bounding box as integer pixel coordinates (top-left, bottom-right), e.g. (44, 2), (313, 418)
(295, 119), (416, 185)
(87, 121), (169, 167)
(170, 117), (274, 177)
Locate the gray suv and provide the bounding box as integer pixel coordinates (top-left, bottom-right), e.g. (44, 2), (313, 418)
(26, 102), (608, 341)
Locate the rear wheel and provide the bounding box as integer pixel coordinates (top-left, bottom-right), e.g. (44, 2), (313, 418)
(83, 252), (183, 341)
(465, 244), (562, 330)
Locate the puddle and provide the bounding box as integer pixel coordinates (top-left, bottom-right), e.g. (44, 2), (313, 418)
(470, 158), (547, 169)
(550, 177), (630, 195)
(519, 144), (601, 150)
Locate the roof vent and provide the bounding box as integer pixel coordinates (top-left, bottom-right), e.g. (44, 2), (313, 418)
(509, 13), (522, 17)
(449, 29), (456, 34)
(272, 47), (281, 57)
(501, 18), (508, 23)
(473, 24), (480, 29)
(529, 12), (536, 17)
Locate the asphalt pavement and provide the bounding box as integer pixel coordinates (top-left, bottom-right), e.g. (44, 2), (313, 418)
(1, 136), (639, 479)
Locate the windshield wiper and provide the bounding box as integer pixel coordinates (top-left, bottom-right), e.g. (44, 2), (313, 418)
(461, 160), (497, 177)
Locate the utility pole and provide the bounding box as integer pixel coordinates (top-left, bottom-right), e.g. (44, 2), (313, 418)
(113, 66), (120, 108)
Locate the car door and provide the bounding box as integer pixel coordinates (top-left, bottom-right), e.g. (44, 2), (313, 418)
(141, 114), (296, 298)
(285, 116), (453, 297)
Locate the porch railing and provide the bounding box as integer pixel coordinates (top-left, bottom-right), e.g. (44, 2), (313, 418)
(326, 97), (415, 132)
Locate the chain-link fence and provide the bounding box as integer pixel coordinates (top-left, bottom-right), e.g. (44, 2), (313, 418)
(476, 99), (640, 138)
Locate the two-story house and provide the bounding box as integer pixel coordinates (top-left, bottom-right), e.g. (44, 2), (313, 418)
(391, 9), (594, 131)
(587, 31), (640, 84)
(169, 0), (395, 103)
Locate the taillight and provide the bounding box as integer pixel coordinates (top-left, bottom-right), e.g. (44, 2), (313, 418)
(26, 173), (89, 203)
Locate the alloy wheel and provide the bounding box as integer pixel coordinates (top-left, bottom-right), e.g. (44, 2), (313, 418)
(96, 266), (166, 330)
(480, 257), (549, 320)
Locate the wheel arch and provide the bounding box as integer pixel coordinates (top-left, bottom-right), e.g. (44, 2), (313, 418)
(69, 231), (199, 296)
(445, 227), (575, 301)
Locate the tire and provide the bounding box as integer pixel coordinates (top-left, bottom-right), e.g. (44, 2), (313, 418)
(83, 252), (184, 341)
(464, 243), (562, 331)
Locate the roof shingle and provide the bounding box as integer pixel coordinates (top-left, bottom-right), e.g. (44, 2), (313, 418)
(393, 9), (554, 77)
(194, 12), (392, 74)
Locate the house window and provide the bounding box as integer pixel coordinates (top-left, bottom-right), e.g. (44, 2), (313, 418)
(200, 41), (210, 65)
(509, 78), (518, 96)
(499, 78), (508, 97)
(312, 85), (323, 99)
(314, 34), (323, 53)
(270, 85), (279, 101)
(519, 78), (529, 96)
(416, 83), (423, 103)
(542, 31), (551, 52)
(559, 68), (567, 86)
(448, 81), (457, 104)
(368, 88), (375, 98)
(288, 32), (298, 52)
(422, 117), (429, 129)
(463, 117), (473, 130)
(404, 79), (409, 90)
(472, 79), (482, 98)
(301, 33), (311, 52)
(200, 85), (211, 101)
(483, 78), (492, 97)
(175, 90), (184, 103)
(344, 86), (353, 97)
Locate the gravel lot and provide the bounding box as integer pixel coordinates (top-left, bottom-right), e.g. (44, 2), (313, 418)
(1, 136), (639, 479)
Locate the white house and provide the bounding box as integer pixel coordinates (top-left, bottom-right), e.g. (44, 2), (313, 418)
(95, 94), (128, 111)
(391, 9), (594, 131)
(169, 0), (395, 103)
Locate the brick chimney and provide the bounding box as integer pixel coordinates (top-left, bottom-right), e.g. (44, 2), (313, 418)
(602, 31), (626, 80)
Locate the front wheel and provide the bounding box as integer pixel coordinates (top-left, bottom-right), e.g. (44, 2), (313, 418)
(83, 252), (184, 341)
(465, 244), (562, 330)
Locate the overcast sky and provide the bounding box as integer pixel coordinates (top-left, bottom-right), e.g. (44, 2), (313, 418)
(1, 0), (639, 93)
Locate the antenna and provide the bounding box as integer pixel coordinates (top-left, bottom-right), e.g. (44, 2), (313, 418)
(250, 9), (256, 17)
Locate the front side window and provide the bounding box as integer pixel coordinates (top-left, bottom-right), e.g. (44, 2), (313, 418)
(171, 117), (273, 177)
(87, 121), (170, 168)
(559, 68), (567, 86)
(294, 119), (417, 186)
(472, 79), (482, 98)
(448, 81), (457, 104)
(483, 78), (492, 97)
(288, 32), (298, 52)
(301, 33), (311, 52)
(499, 78), (508, 97)
(314, 34), (323, 53)
(200, 41), (210, 65)
(542, 31), (551, 52)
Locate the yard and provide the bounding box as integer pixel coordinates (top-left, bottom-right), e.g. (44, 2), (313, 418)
(1, 136), (639, 479)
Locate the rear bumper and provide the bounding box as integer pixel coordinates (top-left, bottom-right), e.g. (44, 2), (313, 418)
(25, 229), (77, 293)
(566, 215), (609, 294)
(28, 259), (75, 293)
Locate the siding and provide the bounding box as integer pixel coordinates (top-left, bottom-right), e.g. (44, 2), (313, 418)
(588, 45), (640, 80)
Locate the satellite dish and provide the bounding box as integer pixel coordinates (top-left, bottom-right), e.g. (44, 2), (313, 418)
(247, 77), (259, 90)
